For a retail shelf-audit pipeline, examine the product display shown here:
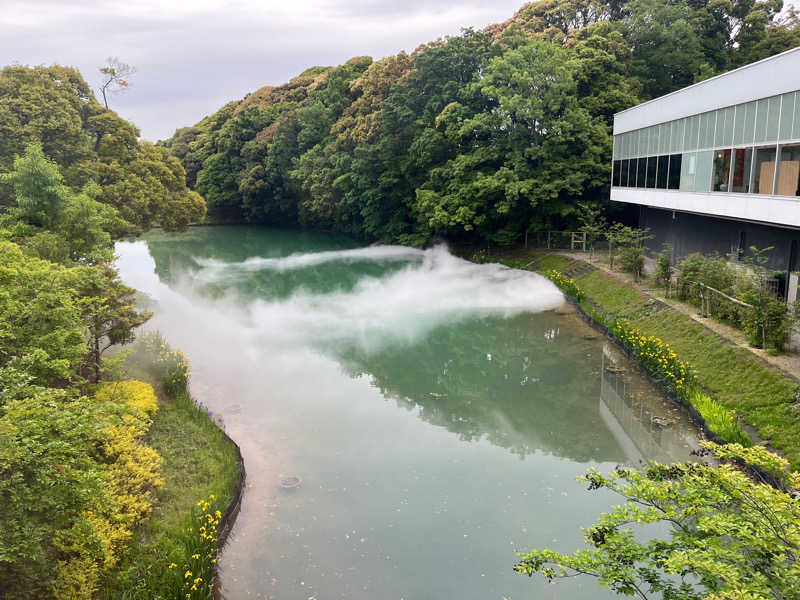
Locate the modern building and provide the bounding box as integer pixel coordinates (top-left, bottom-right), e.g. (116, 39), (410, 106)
(610, 46), (800, 299)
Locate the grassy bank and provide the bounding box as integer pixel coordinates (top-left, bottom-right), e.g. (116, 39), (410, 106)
(509, 251), (800, 469)
(100, 336), (242, 600)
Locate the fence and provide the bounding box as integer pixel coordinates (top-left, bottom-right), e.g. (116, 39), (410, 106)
(525, 230), (596, 251)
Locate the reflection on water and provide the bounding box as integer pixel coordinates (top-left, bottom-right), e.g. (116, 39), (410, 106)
(115, 227), (698, 600)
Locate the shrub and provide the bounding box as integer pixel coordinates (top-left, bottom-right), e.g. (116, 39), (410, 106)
(128, 331), (191, 396)
(618, 246), (644, 279)
(655, 244), (672, 290)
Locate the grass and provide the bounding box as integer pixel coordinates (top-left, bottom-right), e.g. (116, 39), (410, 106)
(523, 250), (800, 469)
(99, 352), (241, 599)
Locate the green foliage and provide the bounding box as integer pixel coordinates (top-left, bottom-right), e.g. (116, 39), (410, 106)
(0, 65), (205, 230)
(655, 243), (672, 290)
(515, 442), (799, 600)
(686, 387), (751, 446)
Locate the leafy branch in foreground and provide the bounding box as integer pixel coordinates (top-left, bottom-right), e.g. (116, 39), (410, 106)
(515, 442), (800, 600)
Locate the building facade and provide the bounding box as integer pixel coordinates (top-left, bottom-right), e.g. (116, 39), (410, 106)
(610, 46), (800, 298)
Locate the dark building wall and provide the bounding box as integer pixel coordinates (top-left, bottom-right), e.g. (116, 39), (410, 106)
(639, 206), (800, 274)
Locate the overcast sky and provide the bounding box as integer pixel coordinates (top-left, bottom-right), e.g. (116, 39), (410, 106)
(1, 0), (526, 141)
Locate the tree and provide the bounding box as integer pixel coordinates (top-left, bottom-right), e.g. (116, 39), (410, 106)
(98, 58), (135, 110)
(72, 265), (151, 382)
(1, 144), (68, 228)
(515, 442), (800, 600)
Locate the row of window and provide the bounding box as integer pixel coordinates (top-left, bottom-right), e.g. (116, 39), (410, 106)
(613, 90), (800, 160)
(612, 143), (800, 197)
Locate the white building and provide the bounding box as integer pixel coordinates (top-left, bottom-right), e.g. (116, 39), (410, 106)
(610, 46), (800, 298)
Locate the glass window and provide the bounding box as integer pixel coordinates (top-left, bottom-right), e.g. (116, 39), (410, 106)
(717, 106), (734, 148)
(740, 101), (757, 145)
(648, 126), (658, 155)
(755, 98), (769, 143)
(659, 123), (670, 155)
(631, 130), (640, 158)
(779, 92), (795, 140)
(713, 149), (733, 192)
(699, 112), (715, 149)
(766, 95), (781, 142)
(636, 157), (647, 187)
(695, 151), (714, 192)
(685, 115), (699, 151)
(793, 92), (800, 141)
(668, 154), (682, 189)
(776, 144), (800, 197)
(680, 152), (697, 191)
(671, 119), (685, 153)
(613, 160), (621, 186)
(753, 146), (778, 194)
(622, 159), (631, 187)
(656, 155), (669, 189)
(731, 148), (753, 193)
(646, 156), (657, 188)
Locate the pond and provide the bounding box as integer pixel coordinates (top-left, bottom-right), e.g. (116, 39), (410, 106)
(115, 226), (699, 600)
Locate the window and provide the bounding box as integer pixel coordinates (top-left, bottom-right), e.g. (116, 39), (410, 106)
(656, 155), (669, 189)
(793, 92), (800, 140)
(695, 151), (714, 192)
(621, 159), (630, 187)
(680, 152), (697, 191)
(668, 154), (682, 189)
(635, 157), (645, 187)
(613, 160), (621, 186)
(779, 92), (795, 140)
(685, 115), (699, 151)
(646, 156), (658, 188)
(731, 148), (753, 193)
(699, 111), (715, 149)
(776, 144), (800, 197)
(753, 146), (778, 194)
(713, 149), (732, 192)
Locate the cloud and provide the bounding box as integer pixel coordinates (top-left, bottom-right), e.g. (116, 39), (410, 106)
(0, 0), (523, 140)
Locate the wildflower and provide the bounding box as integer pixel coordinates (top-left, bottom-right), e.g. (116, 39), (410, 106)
(185, 570), (192, 579)
(192, 553), (200, 559)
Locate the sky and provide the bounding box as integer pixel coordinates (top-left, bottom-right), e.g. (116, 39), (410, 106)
(1, 0), (526, 141)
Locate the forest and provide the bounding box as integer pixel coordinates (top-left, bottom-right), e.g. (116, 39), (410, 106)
(164, 0), (800, 246)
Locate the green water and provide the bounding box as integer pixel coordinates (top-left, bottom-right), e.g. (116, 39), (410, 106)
(115, 226), (697, 600)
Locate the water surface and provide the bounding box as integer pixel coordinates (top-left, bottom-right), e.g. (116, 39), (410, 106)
(115, 226), (697, 600)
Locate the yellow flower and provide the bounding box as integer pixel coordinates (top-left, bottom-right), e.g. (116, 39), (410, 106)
(192, 553), (200, 559)
(169, 563), (177, 569)
(185, 570), (192, 579)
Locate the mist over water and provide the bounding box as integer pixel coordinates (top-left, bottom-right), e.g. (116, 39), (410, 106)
(196, 244), (426, 273)
(115, 227), (698, 600)
(194, 244), (565, 350)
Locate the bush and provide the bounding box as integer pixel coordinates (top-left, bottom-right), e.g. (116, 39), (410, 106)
(655, 244), (672, 290)
(128, 331), (191, 396)
(618, 246), (644, 279)
(740, 290), (790, 350)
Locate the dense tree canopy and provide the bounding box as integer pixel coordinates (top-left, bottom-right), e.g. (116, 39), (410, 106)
(164, 0), (798, 246)
(0, 65), (205, 231)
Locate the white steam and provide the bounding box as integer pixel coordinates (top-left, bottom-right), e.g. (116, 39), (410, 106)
(195, 245), (425, 273)
(193, 245), (565, 351)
